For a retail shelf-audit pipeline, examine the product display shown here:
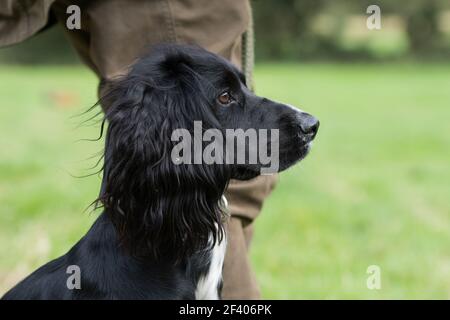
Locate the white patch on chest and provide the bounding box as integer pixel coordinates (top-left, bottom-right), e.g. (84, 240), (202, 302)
(195, 233), (227, 300)
(195, 196), (228, 300)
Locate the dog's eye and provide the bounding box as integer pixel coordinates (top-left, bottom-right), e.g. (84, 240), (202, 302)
(218, 91), (233, 105)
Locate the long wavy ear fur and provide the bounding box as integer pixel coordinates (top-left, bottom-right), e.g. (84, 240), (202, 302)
(95, 45), (230, 262)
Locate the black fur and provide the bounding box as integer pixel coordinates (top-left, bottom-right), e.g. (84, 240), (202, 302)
(2, 44), (319, 300)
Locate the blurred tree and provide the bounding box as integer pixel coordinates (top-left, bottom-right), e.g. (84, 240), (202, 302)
(360, 0), (449, 56)
(252, 0), (328, 60)
(253, 0), (450, 60)
(0, 24), (79, 64)
(404, 1), (441, 54)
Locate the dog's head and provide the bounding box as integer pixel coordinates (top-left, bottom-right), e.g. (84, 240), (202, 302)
(96, 44), (319, 261)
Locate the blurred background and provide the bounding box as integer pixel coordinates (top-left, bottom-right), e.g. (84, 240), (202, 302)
(0, 0), (449, 298)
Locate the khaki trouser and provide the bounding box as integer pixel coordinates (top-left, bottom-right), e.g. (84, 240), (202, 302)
(0, 0), (278, 299)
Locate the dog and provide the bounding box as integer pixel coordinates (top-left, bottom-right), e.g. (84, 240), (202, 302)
(2, 44), (319, 300)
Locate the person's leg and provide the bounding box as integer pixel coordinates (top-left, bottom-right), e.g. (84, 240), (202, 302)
(222, 176), (277, 299)
(52, 0), (277, 299)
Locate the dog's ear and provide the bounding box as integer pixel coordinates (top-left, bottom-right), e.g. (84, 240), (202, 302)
(96, 56), (228, 262)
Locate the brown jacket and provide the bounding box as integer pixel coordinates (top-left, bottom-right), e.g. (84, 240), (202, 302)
(0, 0), (55, 47)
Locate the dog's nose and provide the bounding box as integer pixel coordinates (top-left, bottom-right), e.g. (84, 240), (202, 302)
(299, 113), (320, 138)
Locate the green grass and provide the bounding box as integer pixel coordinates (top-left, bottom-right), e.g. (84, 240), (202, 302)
(1, 63), (449, 299)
